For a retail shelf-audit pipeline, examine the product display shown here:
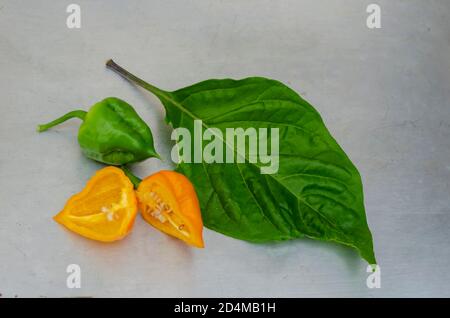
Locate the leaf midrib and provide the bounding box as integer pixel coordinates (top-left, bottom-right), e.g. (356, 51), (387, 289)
(161, 89), (349, 238)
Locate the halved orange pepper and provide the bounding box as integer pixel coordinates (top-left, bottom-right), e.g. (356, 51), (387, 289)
(54, 166), (138, 242)
(136, 170), (204, 248)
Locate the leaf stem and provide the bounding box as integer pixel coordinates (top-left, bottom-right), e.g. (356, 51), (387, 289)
(37, 110), (87, 132)
(106, 59), (169, 100)
(121, 165), (142, 189)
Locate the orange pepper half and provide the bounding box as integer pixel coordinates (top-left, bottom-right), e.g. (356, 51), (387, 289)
(54, 166), (138, 242)
(136, 170), (204, 248)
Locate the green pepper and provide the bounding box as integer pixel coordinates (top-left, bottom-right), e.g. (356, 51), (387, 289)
(37, 97), (159, 165)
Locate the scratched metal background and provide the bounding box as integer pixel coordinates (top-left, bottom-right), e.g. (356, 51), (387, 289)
(0, 0), (449, 297)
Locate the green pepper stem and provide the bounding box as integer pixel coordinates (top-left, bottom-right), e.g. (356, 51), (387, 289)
(106, 59), (169, 100)
(121, 166), (142, 189)
(37, 110), (87, 132)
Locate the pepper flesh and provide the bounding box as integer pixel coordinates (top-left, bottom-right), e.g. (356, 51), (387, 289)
(54, 166), (138, 242)
(37, 97), (159, 165)
(136, 170), (204, 248)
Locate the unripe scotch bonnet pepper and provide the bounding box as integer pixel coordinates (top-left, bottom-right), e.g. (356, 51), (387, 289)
(37, 97), (159, 165)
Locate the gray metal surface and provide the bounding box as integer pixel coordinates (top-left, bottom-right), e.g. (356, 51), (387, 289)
(0, 0), (449, 297)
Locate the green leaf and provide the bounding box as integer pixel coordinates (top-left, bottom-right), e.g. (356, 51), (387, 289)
(107, 60), (376, 264)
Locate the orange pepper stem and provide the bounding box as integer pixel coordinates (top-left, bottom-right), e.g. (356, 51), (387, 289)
(37, 110), (87, 132)
(121, 166), (142, 189)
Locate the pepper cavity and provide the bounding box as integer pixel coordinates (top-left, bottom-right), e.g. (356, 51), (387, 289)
(136, 170), (204, 248)
(139, 188), (190, 238)
(53, 166), (138, 242)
